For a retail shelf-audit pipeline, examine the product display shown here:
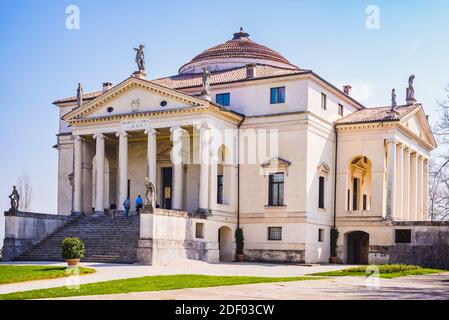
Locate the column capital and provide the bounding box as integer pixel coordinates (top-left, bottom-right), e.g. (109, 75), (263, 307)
(116, 130), (128, 138)
(386, 138), (397, 145)
(72, 135), (84, 142)
(144, 128), (159, 135)
(194, 121), (212, 131)
(93, 133), (105, 140)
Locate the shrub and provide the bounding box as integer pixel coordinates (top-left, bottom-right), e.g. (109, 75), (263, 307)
(61, 238), (85, 260)
(235, 228), (244, 255)
(347, 264), (422, 273)
(330, 227), (339, 257)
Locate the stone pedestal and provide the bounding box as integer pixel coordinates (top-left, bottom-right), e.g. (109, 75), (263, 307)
(132, 71), (147, 79)
(136, 239), (153, 265)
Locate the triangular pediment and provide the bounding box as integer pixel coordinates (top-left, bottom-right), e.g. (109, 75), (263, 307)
(400, 106), (437, 148)
(63, 77), (208, 122)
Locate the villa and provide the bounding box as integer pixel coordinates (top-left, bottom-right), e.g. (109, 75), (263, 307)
(3, 29), (449, 268)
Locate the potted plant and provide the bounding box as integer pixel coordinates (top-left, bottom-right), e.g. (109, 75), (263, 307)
(235, 228), (245, 262)
(61, 237), (85, 268)
(329, 227), (339, 264)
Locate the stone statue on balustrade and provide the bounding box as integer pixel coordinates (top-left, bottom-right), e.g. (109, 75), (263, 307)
(8, 186), (20, 213)
(142, 177), (156, 214)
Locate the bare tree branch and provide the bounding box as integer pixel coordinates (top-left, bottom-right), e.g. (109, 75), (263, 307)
(17, 172), (32, 212)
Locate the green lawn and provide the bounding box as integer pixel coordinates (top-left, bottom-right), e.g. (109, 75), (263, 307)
(0, 265), (96, 285)
(309, 264), (448, 279)
(0, 274), (320, 300)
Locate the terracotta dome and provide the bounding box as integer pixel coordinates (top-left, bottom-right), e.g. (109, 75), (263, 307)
(179, 28), (299, 74)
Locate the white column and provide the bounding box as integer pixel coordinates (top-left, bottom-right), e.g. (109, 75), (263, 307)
(386, 140), (397, 220)
(403, 147), (411, 220)
(170, 126), (184, 210)
(93, 133), (105, 214)
(198, 123), (211, 212)
(145, 128), (158, 190)
(73, 135), (83, 213)
(423, 158), (429, 221)
(395, 144), (404, 220)
(116, 131), (128, 210)
(417, 155), (424, 220)
(410, 151), (418, 220)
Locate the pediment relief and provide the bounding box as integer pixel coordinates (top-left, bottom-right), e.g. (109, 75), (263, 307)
(400, 107), (437, 148)
(63, 77), (207, 122)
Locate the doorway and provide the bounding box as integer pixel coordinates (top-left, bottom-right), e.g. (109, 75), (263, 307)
(346, 231), (369, 264)
(218, 226), (233, 262)
(161, 167), (172, 209)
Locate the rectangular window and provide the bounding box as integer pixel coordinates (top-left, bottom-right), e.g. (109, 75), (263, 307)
(216, 93), (230, 106)
(318, 229), (324, 242)
(269, 173), (284, 206)
(321, 93), (327, 110)
(268, 227), (282, 241)
(363, 194), (367, 210)
(217, 175), (224, 204)
(347, 189), (350, 210)
(195, 223), (204, 239)
(352, 178), (359, 210)
(270, 87), (286, 104)
(338, 103), (344, 116)
(395, 229), (412, 244)
(318, 176), (325, 209)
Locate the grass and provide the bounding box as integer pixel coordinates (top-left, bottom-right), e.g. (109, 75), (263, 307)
(0, 274), (321, 300)
(309, 264), (448, 279)
(0, 265), (96, 285)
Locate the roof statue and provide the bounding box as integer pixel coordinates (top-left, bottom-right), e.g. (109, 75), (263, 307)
(406, 74), (416, 103)
(201, 68), (211, 95)
(76, 83), (83, 108)
(390, 88), (399, 114)
(134, 44), (145, 72)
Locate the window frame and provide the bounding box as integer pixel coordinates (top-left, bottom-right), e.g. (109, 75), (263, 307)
(338, 103), (344, 116)
(318, 176), (325, 209)
(216, 93), (230, 106)
(217, 174), (224, 204)
(270, 87), (286, 104)
(195, 223), (204, 239)
(268, 172), (285, 206)
(268, 227), (283, 241)
(321, 93), (327, 110)
(318, 228), (324, 242)
(395, 229), (412, 244)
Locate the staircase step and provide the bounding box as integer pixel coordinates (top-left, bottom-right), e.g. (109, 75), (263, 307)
(15, 214), (140, 263)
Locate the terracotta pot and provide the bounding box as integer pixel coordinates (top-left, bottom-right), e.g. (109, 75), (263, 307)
(329, 256), (338, 264)
(66, 258), (80, 268)
(236, 254), (245, 262)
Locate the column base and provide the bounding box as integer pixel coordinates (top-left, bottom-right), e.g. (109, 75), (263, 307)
(92, 210), (105, 216)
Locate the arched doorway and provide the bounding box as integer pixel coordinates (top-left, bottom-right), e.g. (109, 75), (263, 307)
(218, 226), (233, 262)
(346, 231), (369, 264)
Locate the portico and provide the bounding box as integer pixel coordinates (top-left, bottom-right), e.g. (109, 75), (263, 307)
(66, 77), (242, 215)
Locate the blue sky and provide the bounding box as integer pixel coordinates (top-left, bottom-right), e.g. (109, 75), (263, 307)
(1, 0), (449, 243)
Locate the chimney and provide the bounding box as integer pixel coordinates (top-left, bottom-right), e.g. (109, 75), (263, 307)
(102, 82), (113, 92)
(246, 63), (256, 79)
(343, 85), (352, 95)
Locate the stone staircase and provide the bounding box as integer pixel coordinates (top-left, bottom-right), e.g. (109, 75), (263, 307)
(14, 213), (140, 264)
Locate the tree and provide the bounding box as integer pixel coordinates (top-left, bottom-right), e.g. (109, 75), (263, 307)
(429, 86), (449, 220)
(17, 172), (33, 212)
